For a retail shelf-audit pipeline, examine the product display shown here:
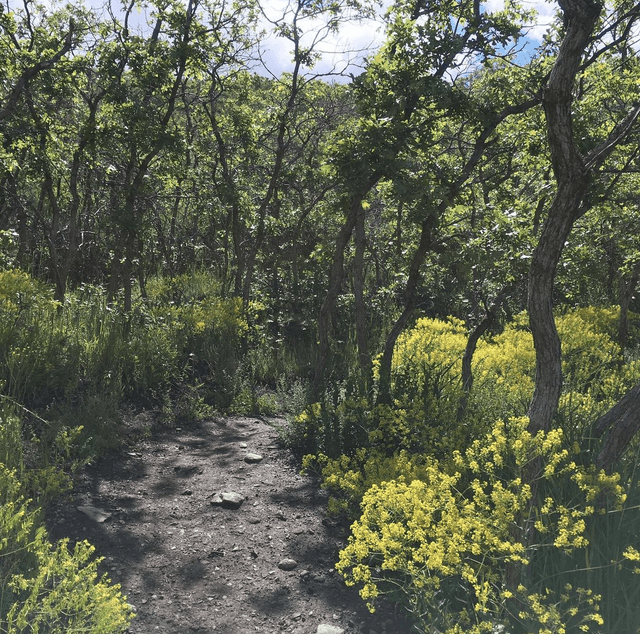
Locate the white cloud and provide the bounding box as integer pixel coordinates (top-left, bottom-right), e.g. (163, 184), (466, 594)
(256, 0), (559, 78)
(522, 0), (557, 41)
(255, 4), (384, 79)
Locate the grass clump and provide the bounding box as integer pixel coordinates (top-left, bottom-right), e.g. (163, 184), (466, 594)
(0, 406), (134, 633)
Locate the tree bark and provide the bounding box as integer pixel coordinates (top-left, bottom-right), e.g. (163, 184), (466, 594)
(527, 0), (601, 433)
(353, 200), (371, 384)
(312, 190), (369, 399)
(376, 213), (438, 406)
(457, 286), (513, 421)
(594, 381), (640, 472)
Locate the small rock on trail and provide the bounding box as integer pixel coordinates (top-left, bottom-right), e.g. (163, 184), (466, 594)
(76, 505), (111, 523)
(209, 491), (244, 508)
(277, 557), (298, 571)
(317, 625), (345, 634)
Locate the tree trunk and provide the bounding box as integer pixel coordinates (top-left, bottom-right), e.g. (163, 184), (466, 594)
(526, 0), (601, 433)
(594, 381), (640, 472)
(353, 200), (370, 384)
(376, 213), (437, 406)
(312, 194), (361, 399)
(457, 286), (512, 421)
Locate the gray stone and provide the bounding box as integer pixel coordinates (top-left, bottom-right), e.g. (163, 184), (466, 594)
(210, 492), (244, 509)
(77, 505), (111, 523)
(277, 558), (298, 571)
(317, 626), (344, 634)
(244, 453), (263, 464)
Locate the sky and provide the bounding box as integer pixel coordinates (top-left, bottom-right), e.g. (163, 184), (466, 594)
(256, 0), (559, 79)
(19, 0), (560, 78)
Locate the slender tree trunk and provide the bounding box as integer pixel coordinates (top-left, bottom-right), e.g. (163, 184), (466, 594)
(241, 62), (303, 312)
(527, 186), (589, 431)
(107, 240), (123, 305)
(312, 194), (361, 399)
(376, 214), (437, 406)
(457, 286), (513, 421)
(122, 229), (136, 313)
(353, 200), (370, 383)
(526, 0), (601, 433)
(594, 381), (640, 472)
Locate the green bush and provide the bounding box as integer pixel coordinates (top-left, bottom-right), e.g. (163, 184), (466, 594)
(0, 271), (249, 421)
(336, 418), (639, 634)
(0, 465), (133, 634)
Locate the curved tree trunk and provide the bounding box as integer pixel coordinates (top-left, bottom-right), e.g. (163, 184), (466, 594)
(457, 285), (513, 421)
(594, 381), (640, 472)
(312, 190), (371, 399)
(527, 186), (588, 431)
(376, 213), (437, 406)
(527, 0), (601, 433)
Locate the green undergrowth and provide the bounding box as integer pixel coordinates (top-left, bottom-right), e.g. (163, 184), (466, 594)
(0, 405), (133, 633)
(294, 306), (640, 633)
(0, 269), (296, 454)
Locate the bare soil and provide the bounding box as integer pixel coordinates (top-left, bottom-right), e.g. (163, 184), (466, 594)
(46, 415), (416, 634)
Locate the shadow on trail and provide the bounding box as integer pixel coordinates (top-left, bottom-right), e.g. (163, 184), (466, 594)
(45, 416), (415, 634)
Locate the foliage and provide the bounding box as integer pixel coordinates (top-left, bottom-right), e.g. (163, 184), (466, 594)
(2, 2), (640, 632)
(0, 465), (133, 634)
(299, 307), (640, 485)
(0, 269), (247, 407)
(335, 417), (637, 634)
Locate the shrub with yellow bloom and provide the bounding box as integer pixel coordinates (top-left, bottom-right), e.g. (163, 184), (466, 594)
(336, 418), (629, 634)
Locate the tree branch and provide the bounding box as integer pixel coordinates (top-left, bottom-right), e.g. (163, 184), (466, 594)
(0, 19), (75, 122)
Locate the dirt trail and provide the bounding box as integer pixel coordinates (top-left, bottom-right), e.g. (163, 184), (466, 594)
(46, 415), (414, 634)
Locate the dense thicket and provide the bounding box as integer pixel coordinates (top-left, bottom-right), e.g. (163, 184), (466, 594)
(3, 0), (640, 632)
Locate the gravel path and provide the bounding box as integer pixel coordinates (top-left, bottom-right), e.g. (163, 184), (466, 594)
(46, 415), (415, 634)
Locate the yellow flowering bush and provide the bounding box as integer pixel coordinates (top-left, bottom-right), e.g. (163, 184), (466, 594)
(296, 308), (640, 472)
(0, 465), (134, 633)
(305, 443), (434, 516)
(390, 316), (467, 422)
(336, 417), (629, 634)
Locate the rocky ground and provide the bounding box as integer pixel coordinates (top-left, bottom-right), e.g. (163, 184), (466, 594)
(46, 415), (416, 634)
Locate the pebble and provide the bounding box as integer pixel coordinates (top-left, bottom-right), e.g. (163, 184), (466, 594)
(277, 558), (298, 571)
(77, 505), (111, 523)
(210, 492), (244, 509)
(317, 625), (344, 634)
(244, 453), (264, 464)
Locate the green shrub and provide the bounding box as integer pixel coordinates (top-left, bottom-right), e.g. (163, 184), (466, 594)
(0, 271), (249, 420)
(336, 418), (638, 634)
(0, 270), (63, 404)
(0, 465), (133, 634)
(286, 388), (373, 459)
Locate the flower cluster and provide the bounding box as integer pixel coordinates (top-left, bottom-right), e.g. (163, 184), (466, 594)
(336, 417), (627, 634)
